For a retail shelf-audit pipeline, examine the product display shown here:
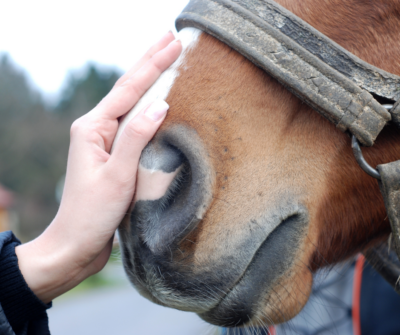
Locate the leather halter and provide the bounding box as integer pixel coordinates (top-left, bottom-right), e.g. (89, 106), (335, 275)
(176, 0), (400, 292)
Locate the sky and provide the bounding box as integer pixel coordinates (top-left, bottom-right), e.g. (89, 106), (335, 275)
(0, 0), (189, 100)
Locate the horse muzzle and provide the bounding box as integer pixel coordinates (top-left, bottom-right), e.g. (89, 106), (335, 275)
(118, 124), (309, 327)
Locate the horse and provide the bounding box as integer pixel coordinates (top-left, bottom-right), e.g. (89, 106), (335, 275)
(115, 0), (400, 329)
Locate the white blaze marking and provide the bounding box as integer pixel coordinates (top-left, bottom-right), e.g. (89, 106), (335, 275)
(112, 28), (202, 202)
(112, 27), (202, 147)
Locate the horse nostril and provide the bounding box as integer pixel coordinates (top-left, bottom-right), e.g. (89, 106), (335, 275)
(129, 126), (214, 255)
(132, 139), (196, 253)
(135, 141), (188, 203)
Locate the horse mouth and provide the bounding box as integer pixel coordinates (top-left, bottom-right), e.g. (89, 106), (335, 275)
(198, 212), (308, 327)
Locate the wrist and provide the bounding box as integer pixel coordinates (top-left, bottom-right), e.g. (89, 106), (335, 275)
(15, 233), (86, 303)
(0, 239), (51, 329)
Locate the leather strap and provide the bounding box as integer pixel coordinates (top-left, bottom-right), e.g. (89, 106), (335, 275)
(392, 100), (400, 129)
(377, 161), (400, 259)
(176, 0), (400, 146)
(364, 243), (400, 294)
(362, 161), (400, 291)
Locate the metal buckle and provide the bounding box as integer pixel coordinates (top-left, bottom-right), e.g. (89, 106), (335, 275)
(351, 136), (381, 180)
(351, 104), (394, 180)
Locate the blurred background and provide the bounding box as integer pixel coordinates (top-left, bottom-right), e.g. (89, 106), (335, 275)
(0, 1), (215, 334)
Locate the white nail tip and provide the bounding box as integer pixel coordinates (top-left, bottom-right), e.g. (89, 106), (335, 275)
(144, 100), (169, 121)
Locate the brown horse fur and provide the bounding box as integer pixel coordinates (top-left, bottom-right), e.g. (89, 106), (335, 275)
(280, 0), (400, 267)
(123, 0), (400, 326)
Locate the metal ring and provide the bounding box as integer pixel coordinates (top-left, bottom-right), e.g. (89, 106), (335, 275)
(382, 104), (394, 110)
(351, 136), (381, 180)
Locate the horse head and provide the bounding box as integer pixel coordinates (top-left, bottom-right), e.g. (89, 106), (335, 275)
(116, 0), (400, 327)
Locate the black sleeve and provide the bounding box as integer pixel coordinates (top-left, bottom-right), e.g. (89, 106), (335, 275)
(0, 231), (51, 335)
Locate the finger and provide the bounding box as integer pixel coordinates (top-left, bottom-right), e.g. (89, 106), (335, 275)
(106, 100), (169, 180)
(95, 39), (181, 120)
(113, 31), (175, 88)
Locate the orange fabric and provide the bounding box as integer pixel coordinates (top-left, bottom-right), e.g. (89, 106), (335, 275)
(352, 254), (365, 335)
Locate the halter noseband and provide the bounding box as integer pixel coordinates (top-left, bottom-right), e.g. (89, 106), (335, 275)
(176, 0), (400, 292)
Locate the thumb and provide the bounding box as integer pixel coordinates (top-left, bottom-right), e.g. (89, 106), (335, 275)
(107, 100), (169, 180)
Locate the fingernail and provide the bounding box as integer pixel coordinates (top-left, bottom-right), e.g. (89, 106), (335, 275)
(163, 30), (173, 39)
(144, 100), (169, 121)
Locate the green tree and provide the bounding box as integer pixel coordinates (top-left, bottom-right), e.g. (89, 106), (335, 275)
(0, 54), (42, 120)
(0, 54), (122, 240)
(57, 63), (121, 118)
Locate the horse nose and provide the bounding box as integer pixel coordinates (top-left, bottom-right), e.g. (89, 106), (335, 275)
(131, 126), (214, 254)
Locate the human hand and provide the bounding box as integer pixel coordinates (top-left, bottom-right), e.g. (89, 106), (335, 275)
(15, 31), (182, 303)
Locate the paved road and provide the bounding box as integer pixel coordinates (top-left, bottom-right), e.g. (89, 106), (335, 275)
(48, 265), (216, 335)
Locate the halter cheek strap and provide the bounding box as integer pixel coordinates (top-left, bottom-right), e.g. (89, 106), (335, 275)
(350, 128), (400, 292)
(378, 162), (400, 259)
(350, 136), (400, 291)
